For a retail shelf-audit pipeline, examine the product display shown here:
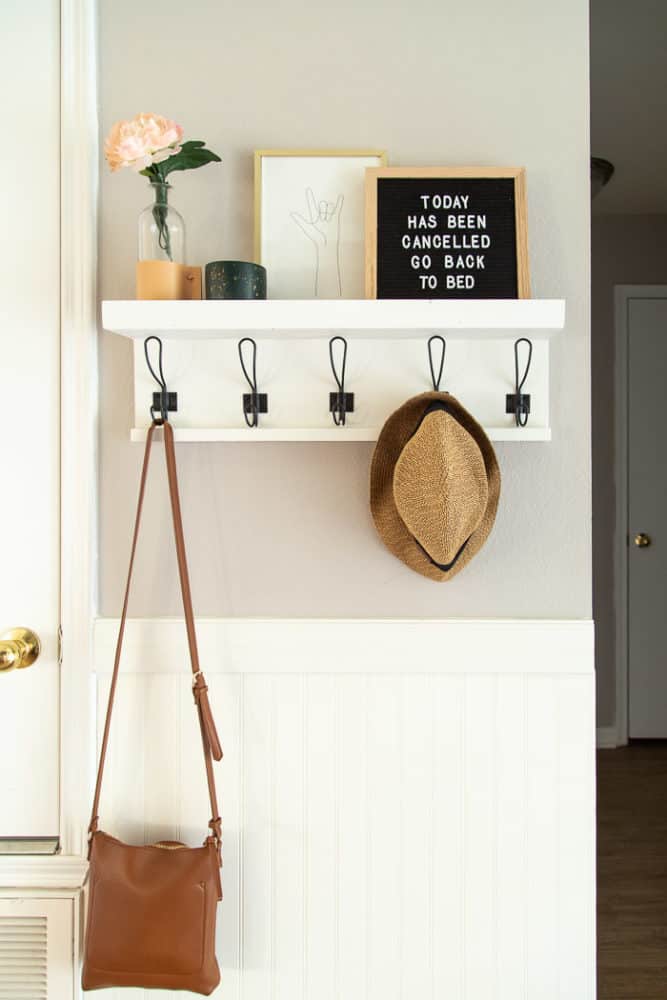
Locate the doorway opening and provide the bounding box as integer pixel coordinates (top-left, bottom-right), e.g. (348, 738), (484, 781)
(591, 2), (667, 996)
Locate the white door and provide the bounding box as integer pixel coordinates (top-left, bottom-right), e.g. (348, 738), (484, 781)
(627, 293), (667, 737)
(0, 0), (61, 839)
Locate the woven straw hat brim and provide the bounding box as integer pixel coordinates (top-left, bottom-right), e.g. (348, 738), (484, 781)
(370, 391), (501, 581)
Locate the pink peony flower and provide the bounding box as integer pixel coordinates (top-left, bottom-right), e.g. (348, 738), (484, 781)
(104, 113), (184, 172)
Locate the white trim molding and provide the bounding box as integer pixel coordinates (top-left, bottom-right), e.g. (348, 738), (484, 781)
(614, 285), (631, 747)
(613, 285), (667, 747)
(0, 855), (88, 891)
(596, 726), (619, 749)
(94, 617), (595, 675)
(60, 0), (99, 858)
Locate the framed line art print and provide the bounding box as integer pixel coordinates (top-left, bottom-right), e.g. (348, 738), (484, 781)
(255, 149), (387, 299)
(365, 166), (530, 300)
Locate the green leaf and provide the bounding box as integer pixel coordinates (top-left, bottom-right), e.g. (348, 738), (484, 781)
(139, 164), (160, 180)
(136, 143), (221, 179)
(161, 147), (222, 176)
(139, 146), (201, 175)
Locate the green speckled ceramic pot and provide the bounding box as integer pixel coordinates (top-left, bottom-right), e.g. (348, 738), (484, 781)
(205, 260), (267, 300)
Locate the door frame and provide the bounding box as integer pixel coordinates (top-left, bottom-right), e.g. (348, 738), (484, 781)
(59, 0), (98, 859)
(613, 285), (667, 747)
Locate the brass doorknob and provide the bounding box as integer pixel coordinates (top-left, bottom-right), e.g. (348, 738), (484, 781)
(634, 533), (651, 548)
(0, 627), (41, 672)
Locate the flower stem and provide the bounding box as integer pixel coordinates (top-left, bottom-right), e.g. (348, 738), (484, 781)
(151, 181), (172, 262)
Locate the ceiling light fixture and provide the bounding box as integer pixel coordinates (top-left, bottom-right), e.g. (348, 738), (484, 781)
(591, 157), (615, 199)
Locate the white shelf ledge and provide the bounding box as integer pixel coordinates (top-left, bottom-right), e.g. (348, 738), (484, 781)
(104, 298), (565, 340)
(130, 426), (551, 443)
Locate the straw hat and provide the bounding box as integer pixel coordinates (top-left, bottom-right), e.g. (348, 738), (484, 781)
(370, 391), (500, 581)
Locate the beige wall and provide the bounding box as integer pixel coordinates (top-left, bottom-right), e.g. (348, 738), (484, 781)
(98, 0), (591, 621)
(591, 214), (667, 728)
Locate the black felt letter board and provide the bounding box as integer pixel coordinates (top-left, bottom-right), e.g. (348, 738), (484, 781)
(375, 177), (518, 299)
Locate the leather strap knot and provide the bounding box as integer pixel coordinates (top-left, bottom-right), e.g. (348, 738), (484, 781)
(192, 671), (208, 698)
(193, 672), (223, 762)
(207, 817), (223, 866)
(86, 816), (99, 858)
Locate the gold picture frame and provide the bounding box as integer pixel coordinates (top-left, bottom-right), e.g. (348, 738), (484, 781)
(365, 166), (530, 299)
(254, 148), (387, 299)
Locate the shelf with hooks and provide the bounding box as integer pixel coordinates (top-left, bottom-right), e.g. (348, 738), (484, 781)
(106, 299), (564, 444)
(130, 338), (554, 442)
(102, 298), (565, 339)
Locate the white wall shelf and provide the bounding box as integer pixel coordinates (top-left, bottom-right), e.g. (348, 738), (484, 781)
(102, 298), (564, 443)
(103, 298), (565, 340)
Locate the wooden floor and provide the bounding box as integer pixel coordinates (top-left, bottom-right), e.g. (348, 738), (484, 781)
(598, 744), (667, 999)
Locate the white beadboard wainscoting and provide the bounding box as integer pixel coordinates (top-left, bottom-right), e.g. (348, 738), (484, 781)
(92, 618), (595, 1000)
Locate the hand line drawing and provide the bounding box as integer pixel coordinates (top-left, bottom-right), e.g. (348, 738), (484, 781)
(290, 187), (344, 297)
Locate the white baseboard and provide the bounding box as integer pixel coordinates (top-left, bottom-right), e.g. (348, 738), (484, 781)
(596, 725), (620, 749)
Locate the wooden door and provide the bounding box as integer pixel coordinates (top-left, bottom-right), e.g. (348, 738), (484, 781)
(627, 294), (667, 737)
(0, 0), (61, 838)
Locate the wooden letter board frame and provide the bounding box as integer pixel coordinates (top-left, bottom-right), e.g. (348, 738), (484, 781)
(365, 166), (530, 299)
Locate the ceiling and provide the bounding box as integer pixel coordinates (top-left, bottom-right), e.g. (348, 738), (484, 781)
(591, 0), (667, 214)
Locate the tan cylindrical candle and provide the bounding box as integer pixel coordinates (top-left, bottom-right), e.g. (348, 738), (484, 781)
(136, 261), (202, 300)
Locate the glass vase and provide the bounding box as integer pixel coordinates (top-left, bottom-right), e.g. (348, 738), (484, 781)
(138, 182), (185, 263)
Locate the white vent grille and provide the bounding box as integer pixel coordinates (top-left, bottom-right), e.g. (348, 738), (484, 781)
(0, 916), (47, 1000)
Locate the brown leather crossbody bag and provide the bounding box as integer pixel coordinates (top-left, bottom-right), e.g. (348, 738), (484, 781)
(82, 421), (223, 995)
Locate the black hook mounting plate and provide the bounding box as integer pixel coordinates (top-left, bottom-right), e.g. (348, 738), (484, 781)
(152, 391), (178, 415)
(505, 393), (531, 416)
(329, 392), (355, 415)
(243, 392), (268, 415)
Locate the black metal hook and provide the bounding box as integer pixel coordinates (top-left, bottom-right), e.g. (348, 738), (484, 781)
(329, 336), (354, 426)
(427, 335), (447, 391)
(144, 335), (177, 424)
(505, 337), (533, 427)
(238, 337), (268, 428)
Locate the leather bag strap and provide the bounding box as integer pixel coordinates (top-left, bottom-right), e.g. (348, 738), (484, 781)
(88, 421), (222, 854)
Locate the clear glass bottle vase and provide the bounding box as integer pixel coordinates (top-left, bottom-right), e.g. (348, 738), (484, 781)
(138, 182), (185, 263)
